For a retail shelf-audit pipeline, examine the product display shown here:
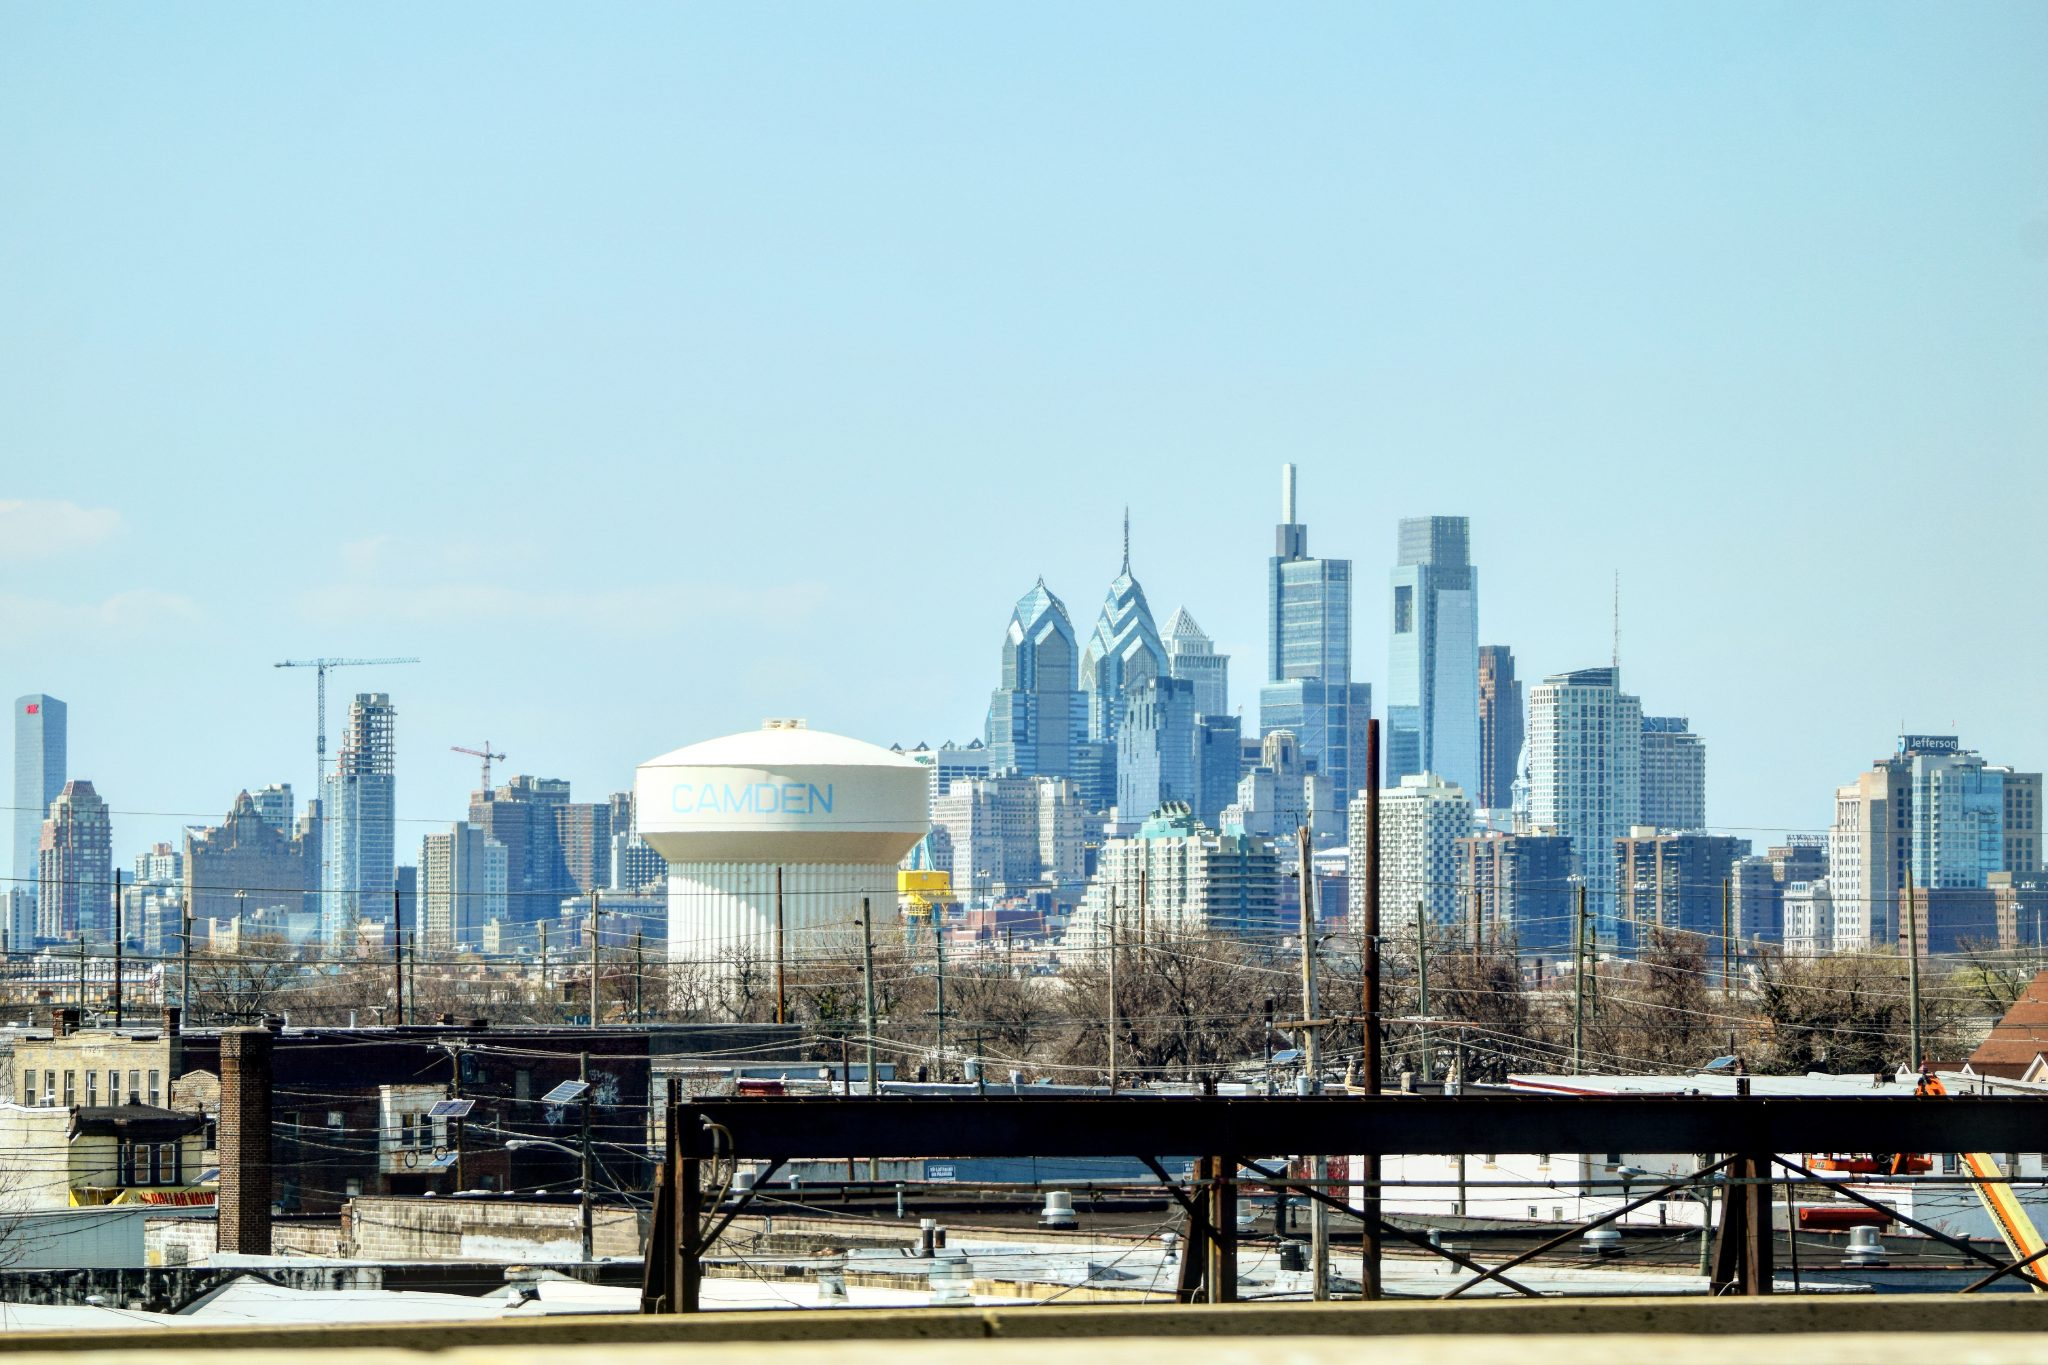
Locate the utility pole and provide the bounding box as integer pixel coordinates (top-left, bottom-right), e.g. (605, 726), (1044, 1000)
(1904, 864), (1923, 1074)
(451, 1043), (465, 1191)
(774, 867), (787, 1026)
(1415, 904), (1430, 1084)
(393, 925), (406, 1027)
(1138, 865), (1149, 950)
(1358, 717), (1383, 1300)
(933, 913), (948, 1077)
(633, 931), (645, 1024)
(1107, 891), (1120, 1095)
(1297, 825), (1328, 1301)
(180, 900), (193, 1020)
(1720, 877), (1733, 1000)
(589, 888), (600, 1029)
(77, 937), (86, 1016)
(1572, 884), (1588, 1073)
(859, 898), (878, 1096)
(578, 1051), (594, 1262)
(539, 922), (550, 1022)
(112, 869), (123, 1027)
(1471, 885), (1483, 955)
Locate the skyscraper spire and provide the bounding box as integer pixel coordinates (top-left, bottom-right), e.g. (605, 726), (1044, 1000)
(1612, 571), (1621, 675)
(1121, 506), (1131, 576)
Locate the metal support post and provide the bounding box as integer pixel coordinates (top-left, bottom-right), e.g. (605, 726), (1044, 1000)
(579, 1051), (594, 1262)
(1205, 1154), (1237, 1303)
(1358, 716), (1382, 1299)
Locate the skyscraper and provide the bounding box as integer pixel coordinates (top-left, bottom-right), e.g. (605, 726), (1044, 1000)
(1079, 512), (1167, 746)
(1261, 464), (1369, 807)
(1476, 646), (1522, 815)
(321, 693), (396, 952)
(1640, 717), (1707, 831)
(985, 579), (1082, 781)
(13, 695), (66, 905)
(1902, 737), (2005, 890)
(1829, 755), (1910, 951)
(249, 783), (295, 836)
(1387, 517), (1479, 797)
(468, 774), (572, 923)
(1163, 608), (1229, 718)
(37, 779), (109, 942)
(1362, 772), (1474, 932)
(1457, 831), (1575, 954)
(185, 790), (316, 927)
(1193, 714), (1244, 829)
(1116, 675), (1197, 818)
(1614, 828), (1751, 945)
(1527, 667), (1643, 930)
(420, 822), (508, 953)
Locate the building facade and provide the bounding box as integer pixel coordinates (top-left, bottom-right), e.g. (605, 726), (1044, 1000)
(1476, 645), (1522, 816)
(1261, 464), (1369, 812)
(321, 693), (397, 952)
(1230, 729), (1337, 841)
(1386, 516), (1479, 798)
(985, 579), (1083, 783)
(1457, 831), (1574, 954)
(1639, 716), (1706, 831)
(1526, 667), (1642, 931)
(13, 694), (66, 910)
(1079, 515), (1168, 749)
(185, 790), (316, 928)
(1194, 714), (1244, 829)
(38, 779), (110, 942)
(1064, 804), (1281, 950)
(1997, 769), (2043, 876)
(1613, 828), (1752, 945)
(419, 822), (509, 953)
(468, 774), (572, 925)
(1164, 607), (1230, 718)
(1117, 675), (1197, 819)
(930, 773), (1085, 900)
(1903, 737), (2005, 890)
(1365, 772), (1474, 932)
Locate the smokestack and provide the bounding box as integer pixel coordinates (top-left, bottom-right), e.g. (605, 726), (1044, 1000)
(219, 1027), (274, 1255)
(1282, 463), (1298, 524)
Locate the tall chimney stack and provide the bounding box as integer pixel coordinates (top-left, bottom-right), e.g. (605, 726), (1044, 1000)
(219, 1027), (274, 1255)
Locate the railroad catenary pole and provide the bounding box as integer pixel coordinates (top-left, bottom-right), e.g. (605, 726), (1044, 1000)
(1721, 877), (1733, 1000)
(860, 897), (879, 1096)
(112, 869), (123, 1027)
(589, 888), (601, 1029)
(1904, 865), (1923, 1074)
(1107, 890), (1120, 1095)
(1415, 903), (1430, 1083)
(774, 866), (787, 1026)
(1359, 718), (1383, 1300)
(1572, 884), (1588, 1073)
(1297, 824), (1328, 1300)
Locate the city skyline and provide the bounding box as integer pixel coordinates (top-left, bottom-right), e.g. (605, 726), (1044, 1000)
(4, 5), (2044, 859)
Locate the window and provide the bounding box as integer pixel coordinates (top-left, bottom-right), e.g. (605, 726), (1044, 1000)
(109, 1071), (122, 1107)
(43, 1072), (55, 1106)
(1393, 585), (1414, 633)
(327, 1110), (344, 1128)
(19, 1078), (30, 1107)
(86, 1072), (97, 1107)
(514, 1069), (532, 1101)
(128, 1070), (139, 1103)
(147, 1071), (160, 1108)
(62, 1071), (75, 1107)
(401, 1114), (415, 1148)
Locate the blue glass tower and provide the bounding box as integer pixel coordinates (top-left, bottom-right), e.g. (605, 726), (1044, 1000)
(1259, 465), (1368, 805)
(12, 695), (66, 905)
(985, 579), (1083, 780)
(1080, 511), (1167, 745)
(1387, 516), (1479, 796)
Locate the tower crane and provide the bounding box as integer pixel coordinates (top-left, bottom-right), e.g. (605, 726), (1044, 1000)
(274, 657), (421, 790)
(452, 742), (506, 793)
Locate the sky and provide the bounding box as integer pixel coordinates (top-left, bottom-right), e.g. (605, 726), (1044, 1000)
(2, 2), (2045, 866)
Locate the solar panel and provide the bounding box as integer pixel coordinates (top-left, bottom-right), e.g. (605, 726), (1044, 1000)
(428, 1151), (458, 1168)
(540, 1080), (590, 1106)
(428, 1098), (475, 1119)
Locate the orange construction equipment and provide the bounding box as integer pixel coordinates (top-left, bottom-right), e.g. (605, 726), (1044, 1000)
(1919, 1070), (2047, 1289)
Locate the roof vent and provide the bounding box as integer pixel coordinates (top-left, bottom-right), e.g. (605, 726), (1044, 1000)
(762, 718), (808, 731)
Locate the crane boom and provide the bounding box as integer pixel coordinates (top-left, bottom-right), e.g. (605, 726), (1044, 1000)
(274, 656), (421, 791)
(452, 742), (506, 793)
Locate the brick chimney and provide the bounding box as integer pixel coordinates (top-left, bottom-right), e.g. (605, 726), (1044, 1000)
(50, 1006), (79, 1038)
(162, 1006), (182, 1038)
(219, 1027), (273, 1255)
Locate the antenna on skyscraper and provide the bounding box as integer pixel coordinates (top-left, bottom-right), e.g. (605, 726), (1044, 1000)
(1611, 571), (1621, 674)
(1122, 506), (1131, 575)
(1282, 463), (1298, 523)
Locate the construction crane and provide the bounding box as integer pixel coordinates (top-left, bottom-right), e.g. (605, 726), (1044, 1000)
(275, 657), (421, 789)
(452, 742), (506, 793)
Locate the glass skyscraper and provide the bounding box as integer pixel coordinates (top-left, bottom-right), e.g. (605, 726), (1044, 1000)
(13, 695), (66, 905)
(1260, 464), (1368, 806)
(1527, 666), (1643, 933)
(321, 692), (397, 954)
(985, 578), (1083, 781)
(1079, 513), (1167, 745)
(1387, 516), (1479, 797)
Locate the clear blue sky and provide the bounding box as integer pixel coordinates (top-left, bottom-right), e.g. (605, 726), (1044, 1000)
(3, 3), (2044, 863)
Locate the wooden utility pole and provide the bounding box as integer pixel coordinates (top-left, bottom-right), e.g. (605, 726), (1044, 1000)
(1138, 865), (1149, 950)
(1358, 718), (1383, 1300)
(589, 888), (601, 1029)
(393, 924), (406, 1027)
(1720, 877), (1733, 999)
(859, 898), (878, 1096)
(1904, 865), (1923, 1073)
(1572, 884), (1588, 1072)
(933, 913), (947, 1076)
(180, 900), (193, 1020)
(1470, 884), (1483, 954)
(112, 869), (124, 1027)
(1107, 890), (1120, 1095)
(1415, 904), (1431, 1083)
(1297, 825), (1328, 1300)
(774, 867), (787, 1026)
(539, 922), (550, 1021)
(633, 930), (644, 1024)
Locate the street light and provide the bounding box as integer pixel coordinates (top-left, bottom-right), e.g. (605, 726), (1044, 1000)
(506, 1137), (594, 1263)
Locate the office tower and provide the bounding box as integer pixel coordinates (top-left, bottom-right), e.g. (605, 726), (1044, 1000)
(249, 783), (294, 836)
(1363, 773), (1474, 932)
(1457, 831), (1575, 954)
(13, 695), (66, 905)
(1164, 608), (1229, 718)
(1640, 717), (1707, 831)
(3, 887), (35, 952)
(133, 842), (183, 886)
(1262, 466), (1369, 809)
(1230, 730), (1335, 841)
(985, 579), (1083, 782)
(1783, 881), (1835, 958)
(1387, 517), (1479, 796)
(1829, 757), (1910, 951)
(320, 693), (396, 952)
(468, 774), (572, 923)
(1080, 513), (1167, 747)
(1194, 714), (1244, 828)
(554, 799), (613, 895)
(1117, 675), (1197, 819)
(185, 790), (317, 927)
(420, 822), (509, 954)
(1731, 856), (1783, 942)
(37, 779), (110, 941)
(1065, 804), (1281, 950)
(1901, 737), (2005, 889)
(931, 774), (1085, 899)
(1993, 768), (2043, 874)
(1527, 667), (1643, 930)
(1613, 828), (1752, 945)
(1476, 646), (1522, 815)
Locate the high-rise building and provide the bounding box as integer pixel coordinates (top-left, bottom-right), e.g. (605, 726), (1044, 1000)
(249, 783), (295, 836)
(1476, 646), (1522, 815)
(1902, 737), (2005, 890)
(1783, 880), (1834, 958)
(1193, 714), (1244, 829)
(133, 842), (183, 887)
(37, 779), (110, 941)
(1064, 804), (1281, 951)
(1364, 772), (1474, 932)
(1261, 465), (1369, 808)
(1229, 730), (1336, 841)
(553, 799), (613, 896)
(1164, 608), (1229, 718)
(1457, 831), (1575, 954)
(1640, 717), (1707, 831)
(3, 887), (35, 952)
(1387, 517), (1479, 797)
(320, 692), (396, 952)
(930, 773), (1085, 900)
(1527, 667), (1643, 930)
(185, 791), (316, 927)
(1079, 513), (1167, 748)
(1829, 756), (1910, 951)
(1993, 768), (2043, 876)
(420, 822), (508, 954)
(1117, 675), (1196, 819)
(1729, 838), (1824, 945)
(13, 695), (66, 907)
(468, 774), (572, 923)
(985, 580), (1083, 782)
(1613, 828), (1752, 945)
